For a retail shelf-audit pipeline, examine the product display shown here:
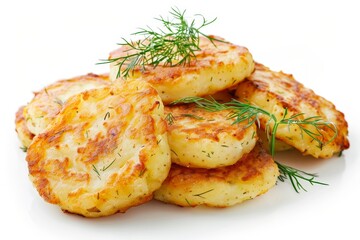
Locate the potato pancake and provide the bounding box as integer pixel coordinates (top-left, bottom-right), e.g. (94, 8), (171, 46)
(109, 36), (254, 103)
(154, 143), (279, 207)
(236, 63), (349, 158)
(24, 73), (110, 135)
(165, 103), (257, 168)
(26, 80), (171, 217)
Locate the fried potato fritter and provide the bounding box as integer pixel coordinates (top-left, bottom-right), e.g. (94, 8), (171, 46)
(154, 143), (279, 207)
(165, 104), (257, 168)
(109, 36), (255, 103)
(236, 63), (349, 158)
(24, 73), (110, 135)
(15, 106), (34, 148)
(26, 80), (171, 217)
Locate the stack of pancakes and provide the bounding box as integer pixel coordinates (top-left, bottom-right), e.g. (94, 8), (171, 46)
(16, 36), (349, 217)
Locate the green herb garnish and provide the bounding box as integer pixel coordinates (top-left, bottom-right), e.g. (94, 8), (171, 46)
(101, 159), (116, 171)
(277, 162), (328, 193)
(165, 112), (175, 125)
(99, 7), (221, 78)
(181, 113), (205, 120)
(92, 164), (101, 180)
(104, 111), (110, 120)
(192, 189), (214, 198)
(20, 146), (28, 152)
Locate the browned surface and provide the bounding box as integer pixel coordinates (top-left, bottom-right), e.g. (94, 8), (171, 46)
(26, 80), (170, 217)
(165, 104), (250, 141)
(110, 36), (250, 85)
(109, 35), (254, 104)
(154, 142), (278, 207)
(15, 106), (35, 147)
(164, 143), (275, 186)
(236, 63), (349, 158)
(23, 73), (110, 135)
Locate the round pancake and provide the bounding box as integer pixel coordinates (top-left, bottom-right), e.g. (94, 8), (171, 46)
(154, 143), (279, 207)
(15, 106), (34, 149)
(109, 36), (255, 104)
(236, 63), (349, 158)
(24, 73), (110, 135)
(165, 103), (257, 168)
(26, 80), (171, 217)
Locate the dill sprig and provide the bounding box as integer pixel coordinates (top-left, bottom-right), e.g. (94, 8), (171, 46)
(277, 162), (328, 193)
(20, 146), (28, 152)
(92, 159), (116, 180)
(192, 189), (214, 198)
(172, 96), (337, 192)
(277, 112), (337, 151)
(101, 159), (116, 171)
(99, 7), (221, 79)
(104, 111), (111, 121)
(165, 112), (175, 125)
(181, 113), (205, 120)
(92, 164), (101, 180)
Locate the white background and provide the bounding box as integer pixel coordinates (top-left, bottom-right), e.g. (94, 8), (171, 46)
(2, 0), (360, 239)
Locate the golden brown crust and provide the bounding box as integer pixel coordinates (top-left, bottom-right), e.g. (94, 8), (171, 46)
(15, 106), (35, 148)
(24, 73), (110, 135)
(165, 103), (257, 168)
(26, 80), (171, 217)
(236, 63), (349, 158)
(109, 36), (255, 103)
(167, 104), (251, 141)
(154, 143), (279, 207)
